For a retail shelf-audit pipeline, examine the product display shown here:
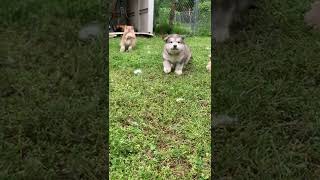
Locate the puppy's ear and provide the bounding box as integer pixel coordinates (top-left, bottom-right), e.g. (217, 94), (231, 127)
(163, 34), (170, 42)
(123, 25), (127, 32)
(180, 35), (186, 42)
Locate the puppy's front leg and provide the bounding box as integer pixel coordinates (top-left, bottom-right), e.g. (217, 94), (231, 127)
(120, 45), (125, 52)
(163, 60), (172, 74)
(174, 63), (184, 75)
(128, 46), (133, 52)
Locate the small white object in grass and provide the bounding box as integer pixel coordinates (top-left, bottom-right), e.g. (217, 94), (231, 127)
(134, 69), (142, 75)
(131, 121), (139, 126)
(176, 98), (185, 102)
(206, 47), (210, 50)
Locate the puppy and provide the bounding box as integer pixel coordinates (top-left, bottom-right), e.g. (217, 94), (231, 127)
(120, 25), (136, 52)
(213, 0), (254, 43)
(162, 34), (192, 75)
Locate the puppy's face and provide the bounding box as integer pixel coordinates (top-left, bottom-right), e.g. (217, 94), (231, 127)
(164, 34), (185, 54)
(124, 25), (134, 32)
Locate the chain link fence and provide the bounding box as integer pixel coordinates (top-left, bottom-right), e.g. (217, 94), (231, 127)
(154, 0), (211, 36)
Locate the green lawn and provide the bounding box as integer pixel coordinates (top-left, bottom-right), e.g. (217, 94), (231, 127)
(109, 36), (211, 179)
(1, 0), (107, 178)
(213, 0), (320, 178)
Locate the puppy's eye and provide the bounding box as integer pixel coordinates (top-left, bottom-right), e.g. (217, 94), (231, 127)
(170, 41), (173, 43)
(177, 41), (181, 43)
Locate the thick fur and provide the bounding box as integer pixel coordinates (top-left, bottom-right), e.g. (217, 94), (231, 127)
(120, 25), (136, 52)
(162, 34), (192, 75)
(213, 0), (254, 42)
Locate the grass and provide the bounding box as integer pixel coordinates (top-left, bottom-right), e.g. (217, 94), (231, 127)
(109, 36), (211, 179)
(213, 0), (320, 178)
(1, 0), (107, 179)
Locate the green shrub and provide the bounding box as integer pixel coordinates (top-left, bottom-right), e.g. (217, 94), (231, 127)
(172, 23), (192, 35)
(155, 22), (172, 34)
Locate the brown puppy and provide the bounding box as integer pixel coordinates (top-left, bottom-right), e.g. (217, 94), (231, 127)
(120, 25), (136, 52)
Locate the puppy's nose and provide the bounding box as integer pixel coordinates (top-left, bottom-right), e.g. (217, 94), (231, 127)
(173, 45), (177, 48)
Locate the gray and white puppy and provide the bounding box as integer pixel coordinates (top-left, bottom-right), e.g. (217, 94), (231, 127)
(162, 34), (192, 75)
(213, 0), (254, 43)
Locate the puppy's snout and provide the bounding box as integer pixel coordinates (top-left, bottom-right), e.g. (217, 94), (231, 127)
(173, 44), (177, 48)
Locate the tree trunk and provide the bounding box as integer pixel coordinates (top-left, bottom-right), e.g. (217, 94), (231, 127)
(169, 1), (177, 30)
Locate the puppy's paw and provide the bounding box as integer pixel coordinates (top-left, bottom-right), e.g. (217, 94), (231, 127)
(128, 46), (133, 52)
(175, 70), (183, 75)
(164, 67), (171, 74)
(120, 46), (125, 52)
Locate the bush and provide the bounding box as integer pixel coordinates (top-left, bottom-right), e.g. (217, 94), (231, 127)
(155, 22), (172, 34)
(155, 22), (193, 35)
(172, 23), (192, 35)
